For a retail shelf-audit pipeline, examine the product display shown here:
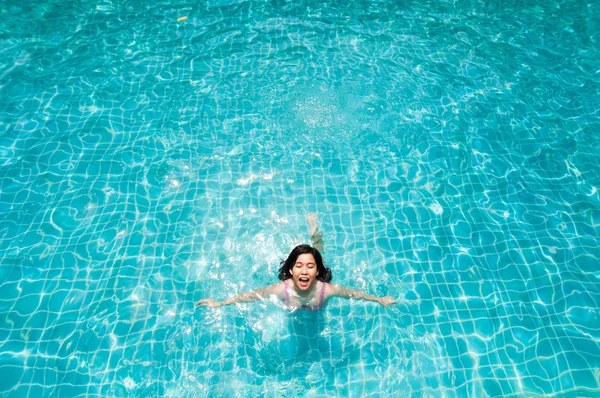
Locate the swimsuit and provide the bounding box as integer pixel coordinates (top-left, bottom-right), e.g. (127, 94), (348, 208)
(284, 279), (327, 311)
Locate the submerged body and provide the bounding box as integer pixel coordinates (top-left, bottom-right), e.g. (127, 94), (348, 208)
(195, 214), (396, 310)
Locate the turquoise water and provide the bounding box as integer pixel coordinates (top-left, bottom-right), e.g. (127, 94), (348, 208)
(1, 0), (600, 396)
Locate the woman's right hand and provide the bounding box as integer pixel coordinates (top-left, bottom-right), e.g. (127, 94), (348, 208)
(195, 298), (222, 307)
(378, 296), (397, 307)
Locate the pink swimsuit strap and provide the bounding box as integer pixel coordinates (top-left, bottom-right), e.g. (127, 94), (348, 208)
(284, 280), (327, 311)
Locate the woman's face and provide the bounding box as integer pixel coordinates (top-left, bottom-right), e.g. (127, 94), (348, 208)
(291, 253), (319, 291)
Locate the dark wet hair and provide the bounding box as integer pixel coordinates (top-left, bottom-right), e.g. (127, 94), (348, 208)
(278, 244), (332, 282)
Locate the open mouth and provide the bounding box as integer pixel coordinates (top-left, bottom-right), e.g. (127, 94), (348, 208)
(297, 277), (310, 288)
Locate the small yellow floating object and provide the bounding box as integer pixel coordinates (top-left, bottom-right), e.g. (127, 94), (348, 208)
(177, 16), (188, 22)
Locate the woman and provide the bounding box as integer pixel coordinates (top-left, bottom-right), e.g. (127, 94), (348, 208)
(195, 214), (396, 310)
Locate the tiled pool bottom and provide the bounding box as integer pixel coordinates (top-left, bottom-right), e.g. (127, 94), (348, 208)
(1, 0), (600, 396)
(2, 144), (599, 397)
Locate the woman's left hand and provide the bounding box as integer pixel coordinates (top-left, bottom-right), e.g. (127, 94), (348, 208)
(378, 296), (397, 307)
(195, 298), (222, 307)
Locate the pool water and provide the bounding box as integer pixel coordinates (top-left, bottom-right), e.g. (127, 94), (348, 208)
(1, 0), (600, 396)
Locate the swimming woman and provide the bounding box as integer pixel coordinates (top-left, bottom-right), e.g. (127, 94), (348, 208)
(195, 213), (397, 310)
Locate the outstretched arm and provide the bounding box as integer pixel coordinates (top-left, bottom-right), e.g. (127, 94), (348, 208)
(328, 284), (396, 307)
(195, 283), (284, 308)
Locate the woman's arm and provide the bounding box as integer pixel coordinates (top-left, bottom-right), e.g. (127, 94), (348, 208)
(195, 283), (284, 308)
(327, 284), (396, 307)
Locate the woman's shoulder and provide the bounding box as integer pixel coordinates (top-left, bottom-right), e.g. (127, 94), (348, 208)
(323, 282), (339, 297)
(265, 281), (286, 297)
